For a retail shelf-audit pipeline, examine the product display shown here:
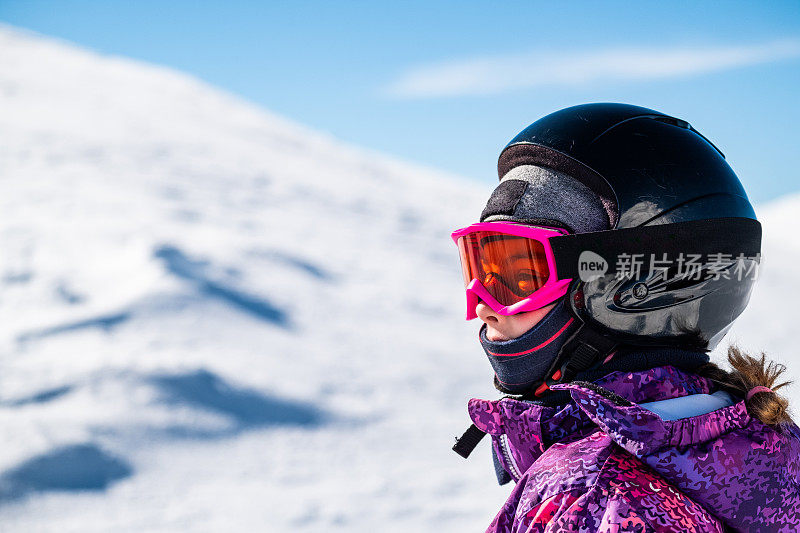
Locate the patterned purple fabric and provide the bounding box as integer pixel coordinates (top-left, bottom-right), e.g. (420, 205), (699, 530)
(468, 365), (800, 532)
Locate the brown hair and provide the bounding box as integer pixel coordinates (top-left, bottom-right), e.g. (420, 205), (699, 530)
(694, 344), (794, 426)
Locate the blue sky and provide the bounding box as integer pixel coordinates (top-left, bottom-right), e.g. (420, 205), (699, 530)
(1, 1), (799, 202)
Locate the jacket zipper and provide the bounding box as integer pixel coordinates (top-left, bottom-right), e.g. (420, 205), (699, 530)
(499, 433), (523, 480)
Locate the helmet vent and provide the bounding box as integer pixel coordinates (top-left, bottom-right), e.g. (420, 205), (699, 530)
(653, 116), (690, 129)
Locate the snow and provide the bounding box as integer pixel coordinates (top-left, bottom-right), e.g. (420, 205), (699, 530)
(0, 23), (797, 531)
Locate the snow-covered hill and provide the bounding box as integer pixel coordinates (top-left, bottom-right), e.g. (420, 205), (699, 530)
(0, 24), (796, 532)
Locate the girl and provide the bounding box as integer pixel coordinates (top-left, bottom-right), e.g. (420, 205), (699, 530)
(451, 103), (800, 532)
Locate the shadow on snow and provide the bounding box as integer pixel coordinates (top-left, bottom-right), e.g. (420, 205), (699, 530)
(15, 312), (131, 343)
(0, 444), (132, 502)
(147, 368), (326, 437)
(153, 245), (291, 329)
(3, 385), (74, 407)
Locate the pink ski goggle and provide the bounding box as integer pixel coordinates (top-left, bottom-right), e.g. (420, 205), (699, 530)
(451, 222), (573, 320)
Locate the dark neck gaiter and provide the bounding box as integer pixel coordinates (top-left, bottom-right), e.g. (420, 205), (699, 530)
(479, 298), (579, 394)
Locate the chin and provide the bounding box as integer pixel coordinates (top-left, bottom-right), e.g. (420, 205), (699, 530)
(486, 329), (511, 342)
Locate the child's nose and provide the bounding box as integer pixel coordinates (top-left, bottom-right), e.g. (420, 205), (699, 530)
(475, 300), (500, 324)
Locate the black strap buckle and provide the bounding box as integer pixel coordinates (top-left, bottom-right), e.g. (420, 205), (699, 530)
(452, 423), (487, 459)
(533, 322), (617, 398)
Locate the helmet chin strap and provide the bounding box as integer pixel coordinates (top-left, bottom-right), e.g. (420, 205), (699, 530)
(453, 312), (618, 459)
(523, 317), (618, 400)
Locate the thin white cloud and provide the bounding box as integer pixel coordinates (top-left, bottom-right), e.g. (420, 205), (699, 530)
(383, 39), (800, 99)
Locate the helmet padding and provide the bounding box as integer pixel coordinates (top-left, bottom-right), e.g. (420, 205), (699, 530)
(481, 164), (610, 234)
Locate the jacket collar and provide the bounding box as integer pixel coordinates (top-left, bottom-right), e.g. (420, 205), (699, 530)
(469, 364), (800, 531)
(467, 365), (736, 475)
(549, 378), (749, 456)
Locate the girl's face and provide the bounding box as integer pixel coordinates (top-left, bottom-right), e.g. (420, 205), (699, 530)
(476, 300), (559, 342)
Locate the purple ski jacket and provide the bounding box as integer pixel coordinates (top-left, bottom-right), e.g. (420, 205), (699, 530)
(468, 365), (800, 532)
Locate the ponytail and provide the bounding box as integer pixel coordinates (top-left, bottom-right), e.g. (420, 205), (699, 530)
(694, 344), (793, 426)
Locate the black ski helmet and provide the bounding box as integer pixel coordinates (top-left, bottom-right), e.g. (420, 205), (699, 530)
(492, 103), (761, 357)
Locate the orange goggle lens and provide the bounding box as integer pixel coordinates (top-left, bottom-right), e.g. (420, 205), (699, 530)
(456, 231), (551, 307)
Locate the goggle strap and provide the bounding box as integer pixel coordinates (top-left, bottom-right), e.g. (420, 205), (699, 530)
(550, 217), (761, 279)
